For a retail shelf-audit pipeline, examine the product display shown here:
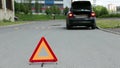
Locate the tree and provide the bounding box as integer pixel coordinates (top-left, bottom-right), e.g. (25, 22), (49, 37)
(28, 0), (32, 14)
(45, 5), (61, 15)
(35, 0), (39, 13)
(63, 6), (69, 15)
(100, 7), (108, 15)
(14, 0), (31, 14)
(56, 7), (61, 14)
(93, 6), (108, 17)
(45, 7), (51, 15)
(14, 1), (20, 13)
(39, 4), (42, 13)
(20, 4), (29, 14)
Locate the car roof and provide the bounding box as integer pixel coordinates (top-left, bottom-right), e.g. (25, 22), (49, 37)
(72, 0), (90, 1)
(71, 0), (91, 5)
(72, 0), (91, 3)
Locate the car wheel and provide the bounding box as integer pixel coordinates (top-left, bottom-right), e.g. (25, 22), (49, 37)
(91, 25), (96, 29)
(91, 20), (96, 29)
(66, 24), (71, 29)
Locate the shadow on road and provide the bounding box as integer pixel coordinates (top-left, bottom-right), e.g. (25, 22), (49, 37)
(62, 26), (95, 30)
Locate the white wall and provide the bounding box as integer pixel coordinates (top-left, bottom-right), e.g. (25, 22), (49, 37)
(0, 0), (14, 22)
(108, 4), (117, 12)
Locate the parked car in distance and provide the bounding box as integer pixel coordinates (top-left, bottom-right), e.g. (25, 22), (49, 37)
(66, 1), (96, 29)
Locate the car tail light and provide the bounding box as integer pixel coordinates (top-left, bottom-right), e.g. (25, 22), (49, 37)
(68, 12), (74, 18)
(91, 12), (96, 17)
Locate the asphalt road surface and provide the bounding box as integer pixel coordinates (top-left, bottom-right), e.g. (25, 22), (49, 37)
(0, 20), (120, 68)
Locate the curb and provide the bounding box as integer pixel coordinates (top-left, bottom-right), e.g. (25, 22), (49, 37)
(98, 27), (120, 35)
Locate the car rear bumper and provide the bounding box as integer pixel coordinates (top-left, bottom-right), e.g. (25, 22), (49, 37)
(67, 18), (95, 26)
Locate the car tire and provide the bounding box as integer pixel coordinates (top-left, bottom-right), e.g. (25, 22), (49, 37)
(91, 20), (96, 29)
(66, 24), (71, 29)
(91, 25), (96, 29)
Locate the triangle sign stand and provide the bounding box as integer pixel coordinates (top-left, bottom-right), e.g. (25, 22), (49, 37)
(29, 36), (58, 63)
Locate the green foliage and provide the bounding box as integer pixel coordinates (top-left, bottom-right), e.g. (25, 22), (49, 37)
(45, 8), (51, 15)
(99, 14), (120, 18)
(63, 7), (69, 15)
(14, 1), (20, 13)
(50, 5), (61, 14)
(16, 14), (51, 21)
(15, 14), (66, 21)
(54, 15), (66, 19)
(14, 0), (32, 14)
(93, 6), (108, 17)
(34, 0), (42, 13)
(0, 21), (25, 26)
(39, 4), (42, 13)
(45, 5), (61, 15)
(35, 0), (39, 13)
(14, 1), (31, 14)
(21, 4), (30, 14)
(28, 0), (32, 14)
(55, 7), (61, 14)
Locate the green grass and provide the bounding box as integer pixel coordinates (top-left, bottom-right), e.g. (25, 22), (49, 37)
(16, 14), (66, 21)
(0, 14), (66, 26)
(97, 19), (120, 28)
(99, 14), (120, 18)
(54, 15), (66, 19)
(0, 21), (24, 26)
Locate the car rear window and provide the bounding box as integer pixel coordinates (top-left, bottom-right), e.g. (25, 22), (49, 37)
(72, 1), (91, 10)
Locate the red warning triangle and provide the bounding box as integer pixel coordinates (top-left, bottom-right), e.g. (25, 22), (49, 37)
(29, 37), (58, 62)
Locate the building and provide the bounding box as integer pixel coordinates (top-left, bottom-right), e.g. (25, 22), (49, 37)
(116, 6), (120, 12)
(0, 0), (14, 21)
(31, 0), (64, 13)
(108, 4), (117, 13)
(15, 0), (71, 12)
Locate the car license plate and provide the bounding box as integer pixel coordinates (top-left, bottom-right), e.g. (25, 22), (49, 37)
(75, 15), (87, 18)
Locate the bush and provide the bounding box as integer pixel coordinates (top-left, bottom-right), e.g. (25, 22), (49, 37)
(45, 8), (52, 15)
(63, 7), (69, 15)
(15, 14), (66, 21)
(14, 1), (20, 13)
(99, 14), (120, 18)
(35, 0), (39, 13)
(21, 4), (30, 14)
(45, 5), (61, 15)
(14, 1), (31, 14)
(93, 6), (108, 17)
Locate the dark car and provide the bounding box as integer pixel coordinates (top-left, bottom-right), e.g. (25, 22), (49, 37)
(66, 1), (96, 29)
